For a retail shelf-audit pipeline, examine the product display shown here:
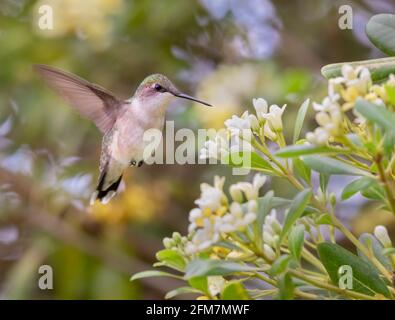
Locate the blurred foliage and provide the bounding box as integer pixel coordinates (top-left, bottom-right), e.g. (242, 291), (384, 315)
(0, 0), (394, 299)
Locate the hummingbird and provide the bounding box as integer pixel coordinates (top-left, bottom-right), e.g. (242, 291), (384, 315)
(34, 64), (212, 204)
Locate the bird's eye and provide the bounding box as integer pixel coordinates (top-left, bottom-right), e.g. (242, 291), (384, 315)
(154, 83), (163, 91)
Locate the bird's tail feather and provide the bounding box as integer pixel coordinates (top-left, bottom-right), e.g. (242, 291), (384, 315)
(90, 170), (123, 205)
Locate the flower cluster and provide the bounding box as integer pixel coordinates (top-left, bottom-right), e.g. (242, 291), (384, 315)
(185, 174), (266, 254)
(200, 98), (287, 161)
(261, 210), (282, 261)
(307, 65), (395, 145)
(134, 54), (395, 300)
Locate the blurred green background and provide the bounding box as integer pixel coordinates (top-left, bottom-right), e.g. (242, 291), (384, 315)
(0, 0), (394, 299)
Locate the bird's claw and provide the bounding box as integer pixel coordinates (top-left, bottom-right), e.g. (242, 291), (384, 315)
(130, 160), (144, 167)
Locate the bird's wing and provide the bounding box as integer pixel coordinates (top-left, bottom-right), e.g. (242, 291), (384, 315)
(34, 64), (122, 133)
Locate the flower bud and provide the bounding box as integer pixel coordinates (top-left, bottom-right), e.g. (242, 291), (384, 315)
(172, 232), (182, 244)
(263, 231), (274, 246)
(163, 237), (174, 249)
(263, 244), (276, 261)
(248, 114), (260, 132)
(329, 193), (337, 207)
(374, 225), (392, 248)
(229, 185), (243, 203)
(247, 199), (257, 213)
(253, 98), (268, 122)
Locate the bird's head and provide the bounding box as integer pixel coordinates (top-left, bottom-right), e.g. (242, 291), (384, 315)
(134, 74), (212, 109)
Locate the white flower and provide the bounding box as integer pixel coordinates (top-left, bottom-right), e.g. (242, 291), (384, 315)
(263, 104), (286, 131)
(263, 122), (277, 141)
(194, 176), (225, 211)
(315, 112), (332, 128)
(263, 244), (276, 261)
(306, 128), (330, 145)
(208, 276), (226, 297)
(253, 98), (268, 122)
(230, 174), (266, 201)
(200, 130), (253, 161)
(264, 209), (282, 234)
(229, 185), (243, 202)
(213, 175), (225, 190)
(185, 217), (221, 254)
(219, 202), (256, 233)
(225, 113), (251, 135)
(341, 64), (356, 80)
(340, 64), (372, 95)
(246, 113), (260, 132)
(188, 208), (203, 233)
(247, 199), (257, 212)
(374, 225), (392, 248)
(328, 77), (343, 99)
(315, 111), (340, 135)
(313, 95), (339, 113)
(200, 131), (230, 160)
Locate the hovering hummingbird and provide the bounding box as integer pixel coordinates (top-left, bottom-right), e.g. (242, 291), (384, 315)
(34, 64), (212, 204)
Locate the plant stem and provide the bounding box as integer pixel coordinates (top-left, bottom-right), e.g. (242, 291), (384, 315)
(294, 289), (319, 300)
(254, 272), (276, 286)
(288, 269), (380, 300)
(301, 248), (327, 274)
(281, 158), (393, 284)
(331, 214), (393, 283)
(254, 271), (319, 300)
(375, 153), (395, 215)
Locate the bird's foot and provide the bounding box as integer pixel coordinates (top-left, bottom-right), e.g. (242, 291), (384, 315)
(130, 160), (143, 167)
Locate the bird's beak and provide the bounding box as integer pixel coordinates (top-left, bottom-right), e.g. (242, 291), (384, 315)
(172, 92), (212, 107)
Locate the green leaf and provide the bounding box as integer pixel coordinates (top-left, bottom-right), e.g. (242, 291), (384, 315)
(188, 276), (208, 295)
(366, 14), (395, 56)
(185, 259), (257, 279)
(293, 158), (311, 183)
(314, 213), (333, 225)
(130, 270), (179, 281)
(276, 144), (349, 158)
(156, 249), (186, 272)
(383, 132), (395, 159)
(302, 155), (368, 176)
(317, 242), (391, 298)
(280, 189), (312, 244)
(214, 240), (243, 251)
(385, 84), (395, 105)
(269, 254), (292, 276)
(355, 99), (395, 134)
(383, 248), (395, 256)
(347, 133), (363, 148)
(270, 197), (292, 207)
(278, 272), (295, 300)
(341, 177), (377, 200)
(293, 99), (310, 144)
(224, 152), (275, 175)
(165, 287), (200, 299)
(321, 57), (395, 83)
(221, 281), (249, 300)
(361, 183), (386, 200)
(288, 225), (305, 261)
(254, 191), (273, 251)
(319, 173), (330, 193)
(358, 233), (392, 270)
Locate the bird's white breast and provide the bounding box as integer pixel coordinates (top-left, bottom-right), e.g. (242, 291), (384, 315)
(110, 98), (168, 165)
